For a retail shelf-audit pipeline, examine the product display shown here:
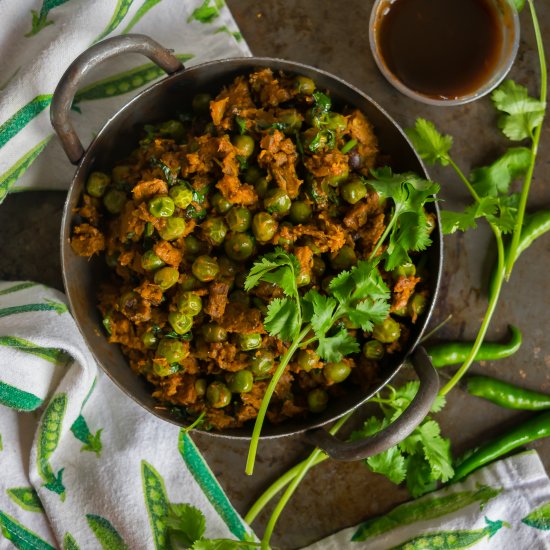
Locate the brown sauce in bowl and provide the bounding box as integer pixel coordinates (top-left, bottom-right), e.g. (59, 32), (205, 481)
(376, 0), (504, 99)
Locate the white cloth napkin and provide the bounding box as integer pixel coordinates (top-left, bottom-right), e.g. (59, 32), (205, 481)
(0, 281), (253, 548)
(0, 0), (251, 202)
(307, 450), (550, 549)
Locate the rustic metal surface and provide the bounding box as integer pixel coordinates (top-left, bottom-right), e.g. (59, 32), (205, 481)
(0, 1), (549, 548)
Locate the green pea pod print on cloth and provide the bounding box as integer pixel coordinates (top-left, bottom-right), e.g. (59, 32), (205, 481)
(72, 54), (193, 111)
(142, 460), (171, 550)
(389, 517), (509, 550)
(26, 0), (73, 36)
(522, 501), (550, 530)
(63, 533), (80, 550)
(188, 0), (224, 23)
(215, 25), (243, 42)
(0, 136), (52, 202)
(0, 381), (42, 411)
(0, 433), (3, 451)
(86, 514), (128, 550)
(0, 336), (71, 365)
(0, 95), (52, 150)
(70, 414), (102, 456)
(0, 282), (38, 296)
(0, 67), (21, 92)
(6, 487), (44, 513)
(0, 511), (55, 550)
(0, 299), (67, 318)
(94, 0), (135, 43)
(352, 484), (502, 542)
(178, 430), (248, 541)
(122, 0), (162, 33)
(37, 393), (67, 500)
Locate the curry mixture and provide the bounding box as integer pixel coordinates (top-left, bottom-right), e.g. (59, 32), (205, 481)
(70, 68), (429, 430)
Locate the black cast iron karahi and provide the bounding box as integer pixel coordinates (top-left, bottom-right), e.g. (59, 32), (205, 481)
(52, 34), (443, 460)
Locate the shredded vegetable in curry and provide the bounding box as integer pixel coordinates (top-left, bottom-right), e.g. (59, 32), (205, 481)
(70, 68), (434, 430)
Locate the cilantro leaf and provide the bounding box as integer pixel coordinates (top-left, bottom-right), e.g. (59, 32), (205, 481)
(486, 194), (519, 234)
(328, 269), (355, 303)
(309, 292), (338, 337)
(512, 0), (525, 10)
(419, 420), (454, 482)
(192, 540), (257, 550)
(264, 298), (301, 342)
(367, 445), (407, 485)
(406, 453), (438, 498)
(316, 328), (359, 362)
(439, 197), (499, 234)
(405, 118), (453, 166)
(470, 147), (531, 197)
(491, 79), (546, 141)
(350, 260), (390, 302)
(345, 297), (390, 332)
(235, 116), (247, 135)
(165, 503), (206, 548)
(244, 248), (300, 299)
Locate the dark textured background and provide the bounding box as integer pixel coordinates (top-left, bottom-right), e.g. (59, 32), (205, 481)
(0, 2), (549, 548)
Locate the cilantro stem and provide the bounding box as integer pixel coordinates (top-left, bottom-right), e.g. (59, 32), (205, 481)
(439, 228), (505, 396)
(447, 158), (482, 203)
(504, 0), (547, 279)
(259, 411), (353, 549)
(245, 325), (311, 476)
(369, 208), (397, 259)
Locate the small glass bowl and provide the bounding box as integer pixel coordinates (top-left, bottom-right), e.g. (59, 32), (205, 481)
(369, 0), (520, 106)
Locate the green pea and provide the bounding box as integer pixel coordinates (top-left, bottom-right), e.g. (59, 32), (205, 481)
(103, 189), (126, 214)
(250, 350), (274, 377)
(224, 233), (255, 260)
(159, 119), (184, 139)
(231, 134), (255, 158)
(192, 255), (219, 282)
(192, 92), (212, 113)
(372, 317), (401, 344)
(326, 113), (347, 132)
(168, 311), (193, 335)
(264, 189), (291, 215)
(179, 273), (199, 291)
(152, 362), (180, 377)
(184, 234), (202, 255)
(297, 349), (320, 372)
(211, 192), (233, 214)
(148, 195), (175, 218)
(294, 75), (316, 94)
(307, 388), (328, 413)
(177, 291), (202, 316)
(408, 293), (427, 319)
(201, 217), (228, 246)
(142, 331), (158, 349)
(244, 166), (263, 185)
(392, 262), (417, 280)
(312, 256), (326, 278)
(324, 361), (351, 383)
(195, 378), (207, 397)
(289, 200), (312, 223)
(252, 212), (278, 243)
(111, 165), (131, 184)
(296, 271), (311, 287)
(156, 338), (187, 363)
(330, 245), (357, 270)
(238, 333), (262, 351)
(169, 185), (193, 209)
(141, 250), (165, 271)
(158, 217), (186, 240)
(254, 177), (269, 198)
(277, 221), (294, 247)
(119, 291), (138, 313)
(202, 323), (228, 343)
(206, 382), (232, 408)
(154, 266), (179, 290)
(278, 109), (303, 132)
(341, 178), (367, 204)
(226, 206), (251, 232)
(86, 171), (110, 197)
(363, 340), (385, 360)
(325, 169), (349, 187)
(226, 370), (254, 393)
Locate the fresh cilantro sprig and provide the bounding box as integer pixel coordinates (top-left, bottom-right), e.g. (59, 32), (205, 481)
(350, 382), (452, 497)
(165, 503), (259, 549)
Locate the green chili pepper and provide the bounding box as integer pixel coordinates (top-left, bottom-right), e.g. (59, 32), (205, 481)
(489, 210), (550, 297)
(425, 325), (522, 367)
(466, 375), (550, 410)
(452, 411), (550, 482)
